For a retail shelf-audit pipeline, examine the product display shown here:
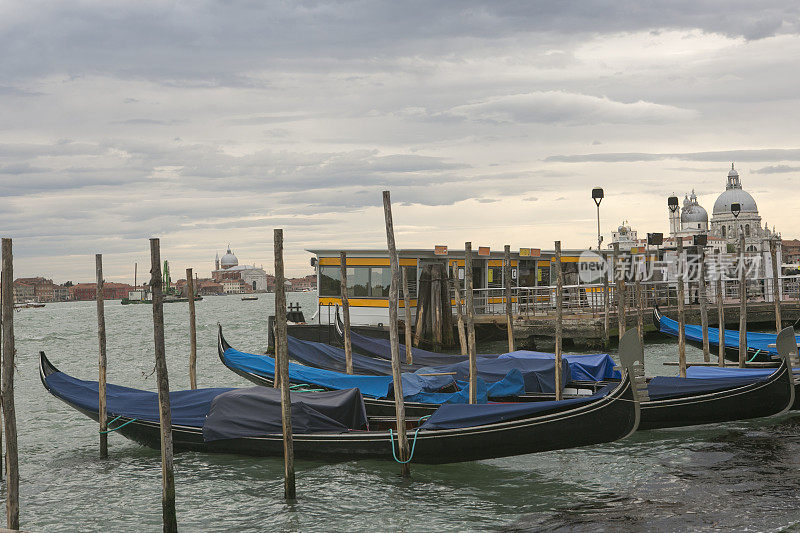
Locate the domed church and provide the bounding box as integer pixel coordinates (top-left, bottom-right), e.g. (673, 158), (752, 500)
(709, 164), (772, 252)
(211, 245), (269, 292)
(669, 164), (779, 253)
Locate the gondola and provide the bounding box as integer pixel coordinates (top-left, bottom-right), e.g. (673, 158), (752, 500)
(219, 326), (573, 417)
(333, 306), (620, 385)
(39, 350), (640, 464)
(221, 326), (797, 430)
(653, 306), (800, 363)
(633, 327), (796, 430)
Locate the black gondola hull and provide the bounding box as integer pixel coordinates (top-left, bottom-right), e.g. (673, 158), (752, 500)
(638, 358), (794, 430)
(652, 307), (773, 363)
(40, 352), (639, 464)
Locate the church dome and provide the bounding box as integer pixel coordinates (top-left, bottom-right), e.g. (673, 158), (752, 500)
(220, 246), (238, 268)
(681, 190), (708, 223)
(713, 189), (758, 214)
(682, 204), (708, 223)
(712, 163), (758, 215)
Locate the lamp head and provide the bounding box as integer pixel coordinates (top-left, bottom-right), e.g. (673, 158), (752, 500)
(592, 187), (604, 206)
(668, 195), (679, 213)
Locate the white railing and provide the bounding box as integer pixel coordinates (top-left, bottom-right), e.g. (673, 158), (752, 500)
(466, 275), (800, 318)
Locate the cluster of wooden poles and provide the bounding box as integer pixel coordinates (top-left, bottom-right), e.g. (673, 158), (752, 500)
(673, 234), (782, 376)
(607, 233), (783, 377)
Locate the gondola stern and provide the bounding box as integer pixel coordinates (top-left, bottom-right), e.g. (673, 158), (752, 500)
(775, 326), (800, 416)
(39, 351), (60, 391)
(217, 323), (234, 365)
(617, 329), (646, 438)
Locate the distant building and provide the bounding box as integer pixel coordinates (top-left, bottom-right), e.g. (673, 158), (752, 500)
(211, 246), (269, 292)
(783, 239), (800, 264)
(14, 277), (59, 302)
(221, 278), (244, 294)
(70, 282), (133, 301)
(609, 221), (641, 252)
(289, 274), (317, 292)
(13, 282), (35, 303)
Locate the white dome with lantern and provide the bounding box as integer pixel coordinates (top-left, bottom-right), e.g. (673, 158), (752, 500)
(220, 246), (239, 269)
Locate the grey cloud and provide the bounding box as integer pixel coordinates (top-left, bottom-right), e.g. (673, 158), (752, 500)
(3, 2), (799, 85)
(0, 85), (43, 96)
(545, 149), (800, 163)
(228, 115), (310, 125)
(445, 92), (697, 125)
(0, 163), (50, 174)
(753, 164), (800, 174)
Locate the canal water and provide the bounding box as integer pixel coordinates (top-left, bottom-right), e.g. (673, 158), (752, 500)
(11, 294), (800, 531)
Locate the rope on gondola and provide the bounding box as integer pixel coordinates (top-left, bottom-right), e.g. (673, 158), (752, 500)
(747, 349), (762, 363)
(289, 383), (325, 392)
(99, 415), (139, 434)
(388, 428), (420, 464)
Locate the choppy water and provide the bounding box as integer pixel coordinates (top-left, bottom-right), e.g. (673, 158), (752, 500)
(8, 294), (800, 531)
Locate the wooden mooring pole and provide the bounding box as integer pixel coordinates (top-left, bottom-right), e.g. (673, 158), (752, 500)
(1, 238), (20, 530)
(186, 268), (197, 389)
(602, 256), (610, 349)
(738, 232), (747, 368)
(452, 262), (467, 356)
(504, 245), (514, 353)
(401, 266), (413, 365)
(464, 242), (478, 404)
(96, 254), (109, 458)
(698, 247), (710, 362)
(149, 238), (177, 532)
(716, 249), (725, 367)
(677, 238), (687, 378)
(770, 239), (782, 332)
(340, 252), (353, 374)
(274, 229), (296, 499)
(635, 256), (644, 347)
(382, 191), (410, 477)
(554, 241), (563, 401)
(613, 243), (626, 341)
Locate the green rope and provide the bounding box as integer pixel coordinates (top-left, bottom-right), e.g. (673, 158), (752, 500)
(388, 428), (420, 464)
(100, 416), (139, 434)
(747, 349), (762, 363)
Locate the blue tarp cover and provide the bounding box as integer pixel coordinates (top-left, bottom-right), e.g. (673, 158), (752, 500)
(224, 344), (525, 402)
(646, 375), (768, 400)
(346, 327), (498, 366)
(45, 371), (232, 428)
(686, 366), (775, 379)
(499, 351), (621, 381)
(223, 345), (454, 399)
(413, 357), (571, 394)
(420, 384), (615, 430)
(203, 387), (368, 441)
(288, 335), (423, 375)
(658, 313), (800, 355)
(288, 335), (569, 393)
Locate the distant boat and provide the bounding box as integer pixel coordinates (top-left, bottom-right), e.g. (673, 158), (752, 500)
(241, 296), (258, 301)
(14, 302), (45, 309)
(121, 295), (203, 305)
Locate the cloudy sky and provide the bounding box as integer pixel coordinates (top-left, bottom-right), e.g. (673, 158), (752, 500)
(3, 1), (800, 282)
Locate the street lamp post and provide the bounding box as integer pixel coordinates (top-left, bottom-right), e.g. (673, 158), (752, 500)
(592, 187), (608, 347)
(731, 202), (746, 367)
(668, 195), (687, 376)
(592, 187), (604, 251)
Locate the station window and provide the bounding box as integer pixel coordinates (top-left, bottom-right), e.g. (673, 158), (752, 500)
(319, 265), (416, 298)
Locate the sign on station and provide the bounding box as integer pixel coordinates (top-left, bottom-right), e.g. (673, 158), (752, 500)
(434, 245), (448, 256)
